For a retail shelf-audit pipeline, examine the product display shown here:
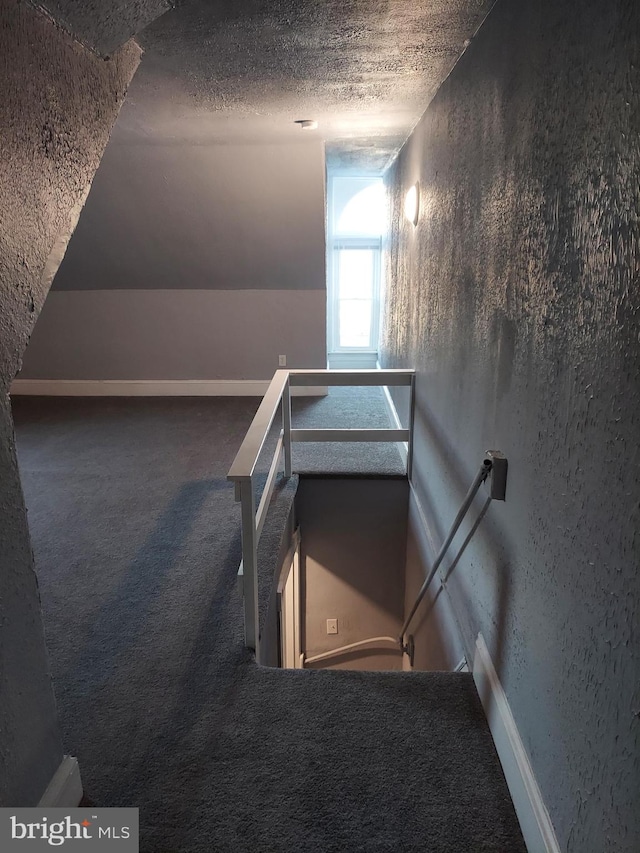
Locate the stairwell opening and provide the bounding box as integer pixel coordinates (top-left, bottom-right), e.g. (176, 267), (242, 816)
(270, 471), (479, 674)
(229, 370), (505, 674)
(289, 475), (409, 672)
(267, 458), (505, 674)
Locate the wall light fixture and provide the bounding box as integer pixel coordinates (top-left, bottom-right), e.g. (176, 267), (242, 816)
(404, 182), (420, 226)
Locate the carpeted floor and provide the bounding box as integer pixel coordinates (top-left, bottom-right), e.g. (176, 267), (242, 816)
(12, 389), (525, 853)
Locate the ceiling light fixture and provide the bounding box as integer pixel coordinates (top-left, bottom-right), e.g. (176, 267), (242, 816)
(404, 182), (420, 226)
(295, 119), (318, 131)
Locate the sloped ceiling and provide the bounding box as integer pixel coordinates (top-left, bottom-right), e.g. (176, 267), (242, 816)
(33, 0), (172, 56)
(35, 0), (495, 171)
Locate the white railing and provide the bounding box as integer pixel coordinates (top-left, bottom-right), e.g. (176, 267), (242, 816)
(227, 368), (415, 656)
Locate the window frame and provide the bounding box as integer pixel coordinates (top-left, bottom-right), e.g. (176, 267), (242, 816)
(327, 175), (384, 358)
(328, 235), (382, 353)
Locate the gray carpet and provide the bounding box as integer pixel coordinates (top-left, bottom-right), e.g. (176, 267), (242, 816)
(12, 391), (525, 853)
(290, 387), (407, 475)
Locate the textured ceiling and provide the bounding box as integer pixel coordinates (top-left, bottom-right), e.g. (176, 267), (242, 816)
(34, 0), (172, 56)
(36, 0), (495, 172)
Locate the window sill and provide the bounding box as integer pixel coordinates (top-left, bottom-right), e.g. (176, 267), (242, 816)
(327, 351), (379, 369)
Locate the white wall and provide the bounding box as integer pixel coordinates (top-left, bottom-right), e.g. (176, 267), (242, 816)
(19, 289), (325, 381)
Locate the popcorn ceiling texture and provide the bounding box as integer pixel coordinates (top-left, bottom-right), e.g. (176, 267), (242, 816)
(0, 0), (140, 805)
(115, 0), (495, 171)
(381, 0), (640, 849)
(34, 0), (171, 56)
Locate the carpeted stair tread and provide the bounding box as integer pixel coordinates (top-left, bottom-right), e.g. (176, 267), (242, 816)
(173, 667), (526, 853)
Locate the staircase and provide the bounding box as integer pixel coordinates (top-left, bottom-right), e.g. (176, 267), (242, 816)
(226, 369), (526, 853)
(210, 662), (527, 852)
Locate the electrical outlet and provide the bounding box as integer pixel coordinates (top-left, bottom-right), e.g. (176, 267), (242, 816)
(326, 618), (338, 635)
(278, 355), (287, 367)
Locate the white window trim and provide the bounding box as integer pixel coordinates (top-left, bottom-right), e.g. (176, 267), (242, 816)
(328, 236), (382, 354)
(327, 175), (385, 359)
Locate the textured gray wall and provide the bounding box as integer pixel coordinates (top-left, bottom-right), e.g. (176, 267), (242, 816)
(297, 478), (408, 671)
(381, 1), (639, 850)
(0, 0), (139, 804)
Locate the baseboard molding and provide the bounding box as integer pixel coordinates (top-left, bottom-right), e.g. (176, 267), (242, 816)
(473, 634), (560, 853)
(38, 756), (83, 807)
(10, 379), (327, 397)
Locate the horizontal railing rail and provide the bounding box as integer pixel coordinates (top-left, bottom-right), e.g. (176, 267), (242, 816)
(227, 368), (415, 657)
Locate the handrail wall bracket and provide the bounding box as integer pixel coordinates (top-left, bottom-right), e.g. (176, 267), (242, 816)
(485, 450), (508, 501)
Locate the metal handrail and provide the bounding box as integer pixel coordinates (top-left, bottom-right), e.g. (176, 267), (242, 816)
(398, 451), (508, 662)
(398, 460), (492, 651)
(227, 368), (415, 657)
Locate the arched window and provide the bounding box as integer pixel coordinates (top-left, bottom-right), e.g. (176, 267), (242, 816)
(327, 176), (386, 367)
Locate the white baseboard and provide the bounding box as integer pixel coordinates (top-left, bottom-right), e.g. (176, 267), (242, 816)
(38, 756), (83, 807)
(473, 634), (560, 853)
(10, 379), (327, 397)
